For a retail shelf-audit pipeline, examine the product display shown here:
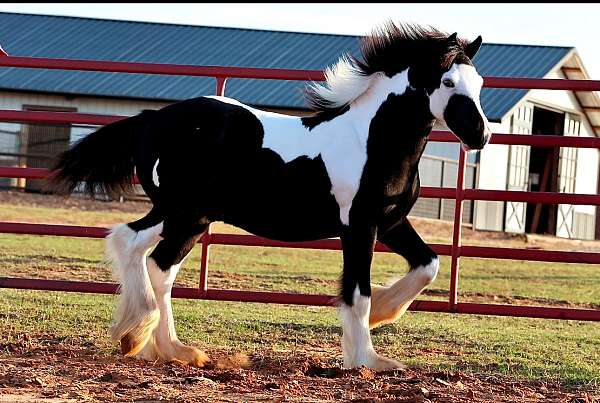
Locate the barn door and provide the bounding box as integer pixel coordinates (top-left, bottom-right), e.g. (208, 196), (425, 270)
(21, 105), (75, 192)
(556, 113), (580, 238)
(504, 104), (533, 233)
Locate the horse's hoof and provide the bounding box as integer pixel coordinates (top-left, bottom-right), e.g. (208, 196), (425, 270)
(120, 332), (152, 358)
(120, 334), (134, 356)
(136, 339), (159, 361)
(368, 354), (405, 372)
(170, 345), (210, 368)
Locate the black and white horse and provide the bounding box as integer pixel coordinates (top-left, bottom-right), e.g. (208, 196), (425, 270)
(50, 22), (491, 370)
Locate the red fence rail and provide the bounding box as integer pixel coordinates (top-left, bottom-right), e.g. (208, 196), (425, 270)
(0, 55), (599, 321)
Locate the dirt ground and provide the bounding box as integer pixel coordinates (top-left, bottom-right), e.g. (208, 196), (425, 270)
(0, 190), (149, 215)
(0, 334), (597, 403)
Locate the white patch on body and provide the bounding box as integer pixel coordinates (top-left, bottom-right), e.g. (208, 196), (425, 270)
(152, 159), (160, 187)
(205, 70), (409, 225)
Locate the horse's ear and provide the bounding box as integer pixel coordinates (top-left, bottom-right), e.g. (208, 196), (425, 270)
(465, 35), (483, 59)
(446, 32), (458, 44)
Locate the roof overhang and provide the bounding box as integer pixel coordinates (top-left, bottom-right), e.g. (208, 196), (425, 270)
(497, 48), (600, 136)
(559, 50), (600, 136)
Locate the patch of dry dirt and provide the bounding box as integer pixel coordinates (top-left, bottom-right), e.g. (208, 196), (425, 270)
(412, 215), (600, 253)
(0, 334), (597, 402)
(422, 289), (600, 310)
(0, 190), (150, 215)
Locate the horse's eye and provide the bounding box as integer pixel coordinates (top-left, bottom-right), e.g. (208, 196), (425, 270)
(443, 79), (455, 88)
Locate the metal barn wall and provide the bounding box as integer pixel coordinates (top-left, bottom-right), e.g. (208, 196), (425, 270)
(0, 90), (170, 189)
(474, 119), (511, 231)
(411, 156), (476, 224)
(474, 67), (598, 240)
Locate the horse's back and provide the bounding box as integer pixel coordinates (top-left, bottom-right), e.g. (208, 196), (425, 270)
(135, 96), (343, 241)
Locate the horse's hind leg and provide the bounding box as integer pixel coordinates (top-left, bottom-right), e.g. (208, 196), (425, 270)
(140, 213), (210, 367)
(369, 219), (439, 329)
(106, 208), (164, 357)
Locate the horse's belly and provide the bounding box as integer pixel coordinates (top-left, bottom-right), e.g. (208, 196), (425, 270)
(220, 154), (343, 242)
(222, 179), (343, 242)
(226, 213), (341, 242)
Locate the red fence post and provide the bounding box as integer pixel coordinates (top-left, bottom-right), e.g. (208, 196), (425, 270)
(215, 77), (227, 97)
(449, 148), (467, 309)
(199, 224), (212, 297)
(197, 76), (228, 296)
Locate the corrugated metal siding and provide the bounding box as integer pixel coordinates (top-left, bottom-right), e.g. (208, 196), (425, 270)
(0, 12), (572, 119)
(410, 156), (476, 223)
(0, 88), (169, 190)
(573, 211), (595, 240)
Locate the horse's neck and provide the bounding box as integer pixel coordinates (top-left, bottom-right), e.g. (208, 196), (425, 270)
(350, 74), (435, 189)
(342, 71), (412, 133)
(337, 71), (434, 164)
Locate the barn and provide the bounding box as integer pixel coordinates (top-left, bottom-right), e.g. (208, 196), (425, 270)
(0, 12), (597, 239)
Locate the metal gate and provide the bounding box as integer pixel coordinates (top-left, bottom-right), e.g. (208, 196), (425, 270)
(0, 53), (599, 321)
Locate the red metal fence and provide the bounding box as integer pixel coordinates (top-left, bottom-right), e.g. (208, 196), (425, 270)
(0, 55), (599, 321)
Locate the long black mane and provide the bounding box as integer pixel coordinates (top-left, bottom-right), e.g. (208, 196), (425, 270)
(304, 21), (470, 114)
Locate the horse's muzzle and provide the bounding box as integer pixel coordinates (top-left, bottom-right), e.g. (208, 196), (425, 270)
(444, 94), (491, 151)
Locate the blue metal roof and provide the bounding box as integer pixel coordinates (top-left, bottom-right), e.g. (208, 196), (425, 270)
(0, 12), (572, 120)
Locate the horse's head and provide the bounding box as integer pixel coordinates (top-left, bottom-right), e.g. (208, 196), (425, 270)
(426, 33), (492, 151)
(305, 23), (492, 152)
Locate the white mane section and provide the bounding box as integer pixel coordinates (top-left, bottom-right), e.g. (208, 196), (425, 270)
(307, 54), (375, 109)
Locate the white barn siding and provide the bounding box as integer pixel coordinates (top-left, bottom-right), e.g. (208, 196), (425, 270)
(474, 67), (599, 239)
(0, 90), (170, 188)
(473, 120), (511, 231)
(529, 69), (598, 239)
(0, 90), (170, 141)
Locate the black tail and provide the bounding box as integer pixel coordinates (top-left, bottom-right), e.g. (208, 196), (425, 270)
(48, 112), (149, 198)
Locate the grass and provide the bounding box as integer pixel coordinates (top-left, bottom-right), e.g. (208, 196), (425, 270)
(1, 233), (599, 306)
(0, 195), (599, 389)
(2, 289), (599, 388)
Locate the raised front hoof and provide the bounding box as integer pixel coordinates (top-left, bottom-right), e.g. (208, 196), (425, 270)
(368, 285), (406, 330)
(169, 344), (210, 368)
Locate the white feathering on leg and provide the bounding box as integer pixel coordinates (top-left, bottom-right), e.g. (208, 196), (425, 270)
(106, 222), (163, 356)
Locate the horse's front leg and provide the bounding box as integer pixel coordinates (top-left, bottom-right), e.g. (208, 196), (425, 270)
(369, 218), (439, 329)
(339, 217), (404, 371)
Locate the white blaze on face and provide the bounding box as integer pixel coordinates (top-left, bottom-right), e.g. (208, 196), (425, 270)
(429, 63), (487, 125)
